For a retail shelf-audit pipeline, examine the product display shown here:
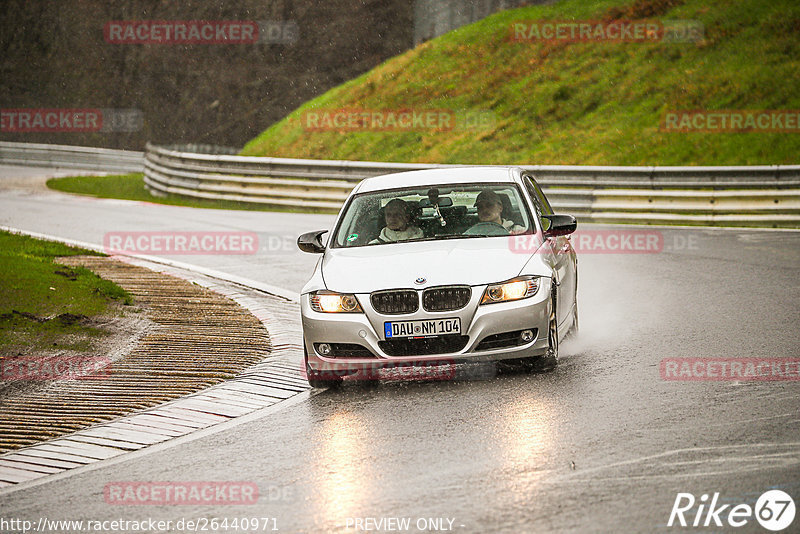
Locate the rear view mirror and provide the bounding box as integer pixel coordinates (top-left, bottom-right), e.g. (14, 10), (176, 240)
(542, 214), (577, 237)
(297, 230), (328, 253)
(419, 197), (453, 208)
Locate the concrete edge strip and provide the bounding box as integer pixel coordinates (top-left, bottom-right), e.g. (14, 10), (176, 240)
(0, 229), (311, 493)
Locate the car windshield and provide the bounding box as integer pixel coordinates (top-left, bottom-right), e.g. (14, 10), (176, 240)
(332, 183), (535, 248)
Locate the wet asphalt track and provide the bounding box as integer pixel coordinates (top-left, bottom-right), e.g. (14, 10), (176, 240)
(0, 165), (799, 533)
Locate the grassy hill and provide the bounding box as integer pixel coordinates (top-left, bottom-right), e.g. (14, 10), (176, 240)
(241, 0), (800, 165)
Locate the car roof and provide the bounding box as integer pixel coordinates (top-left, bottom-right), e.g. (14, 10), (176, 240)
(352, 166), (523, 194)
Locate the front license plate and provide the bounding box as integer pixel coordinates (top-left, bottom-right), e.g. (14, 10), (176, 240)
(384, 318), (461, 339)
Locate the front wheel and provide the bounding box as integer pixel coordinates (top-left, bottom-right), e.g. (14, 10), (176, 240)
(304, 346), (343, 389)
(506, 285), (559, 373)
(538, 292), (559, 369)
(541, 293), (558, 369)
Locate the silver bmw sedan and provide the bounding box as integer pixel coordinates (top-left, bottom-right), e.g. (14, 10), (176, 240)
(297, 167), (578, 387)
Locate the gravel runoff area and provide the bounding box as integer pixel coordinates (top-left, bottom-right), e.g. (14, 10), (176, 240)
(0, 255), (271, 455)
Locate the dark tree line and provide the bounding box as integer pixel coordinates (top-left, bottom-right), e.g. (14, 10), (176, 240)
(0, 0), (413, 150)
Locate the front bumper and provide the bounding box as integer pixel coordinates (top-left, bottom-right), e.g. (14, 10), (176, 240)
(301, 283), (552, 373)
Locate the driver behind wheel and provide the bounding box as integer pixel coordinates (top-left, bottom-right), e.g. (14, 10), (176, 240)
(369, 198), (424, 244)
(474, 189), (525, 234)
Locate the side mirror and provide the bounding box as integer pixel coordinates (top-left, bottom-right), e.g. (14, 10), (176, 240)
(542, 214), (577, 237)
(297, 230), (328, 253)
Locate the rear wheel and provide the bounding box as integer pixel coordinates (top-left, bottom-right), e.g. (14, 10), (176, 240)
(304, 345), (343, 389)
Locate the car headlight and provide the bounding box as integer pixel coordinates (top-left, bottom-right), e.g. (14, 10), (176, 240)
(480, 276), (540, 304)
(309, 291), (363, 313)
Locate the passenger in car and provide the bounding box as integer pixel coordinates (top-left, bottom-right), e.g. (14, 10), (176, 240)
(474, 189), (526, 234)
(369, 198), (424, 244)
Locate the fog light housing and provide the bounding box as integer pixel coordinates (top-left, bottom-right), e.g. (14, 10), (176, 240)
(317, 343), (332, 356)
(520, 329), (535, 343)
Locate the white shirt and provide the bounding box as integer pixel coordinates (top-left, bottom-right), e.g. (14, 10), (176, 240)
(370, 226), (424, 244)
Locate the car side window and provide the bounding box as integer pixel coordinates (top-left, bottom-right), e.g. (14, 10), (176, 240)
(524, 175), (557, 233)
(535, 183), (554, 216)
(523, 176), (545, 221)
(526, 177), (553, 216)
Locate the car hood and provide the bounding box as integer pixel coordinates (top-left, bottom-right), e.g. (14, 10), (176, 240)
(321, 237), (543, 293)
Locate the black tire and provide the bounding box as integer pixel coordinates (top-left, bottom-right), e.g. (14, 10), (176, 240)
(506, 284), (559, 372)
(304, 345), (343, 389)
(536, 284), (559, 370)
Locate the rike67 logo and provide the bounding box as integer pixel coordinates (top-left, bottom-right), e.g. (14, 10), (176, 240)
(668, 490), (795, 531)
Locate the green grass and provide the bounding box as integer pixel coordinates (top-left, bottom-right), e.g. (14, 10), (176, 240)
(46, 173), (326, 213)
(0, 231), (133, 355)
(47, 173), (152, 203)
(242, 0), (800, 165)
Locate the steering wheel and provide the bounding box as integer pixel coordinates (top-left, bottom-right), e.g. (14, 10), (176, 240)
(463, 221), (510, 236)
